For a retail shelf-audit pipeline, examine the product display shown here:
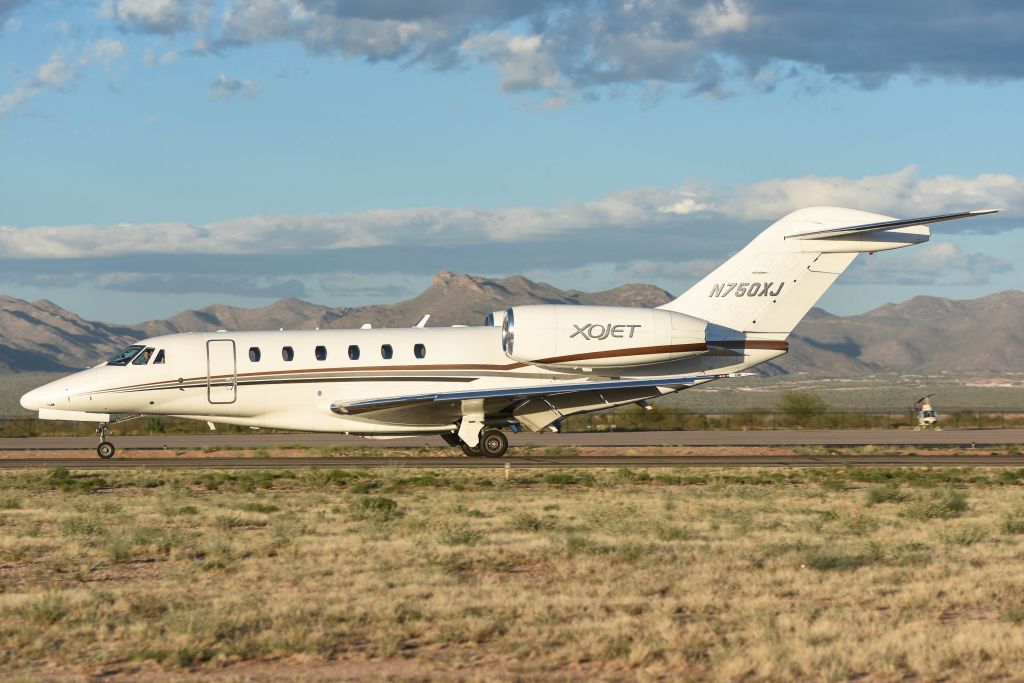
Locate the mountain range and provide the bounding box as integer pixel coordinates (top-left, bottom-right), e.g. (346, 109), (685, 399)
(1, 270), (1020, 376)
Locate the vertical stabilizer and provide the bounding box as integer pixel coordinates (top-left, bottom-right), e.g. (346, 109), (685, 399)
(659, 207), (931, 335)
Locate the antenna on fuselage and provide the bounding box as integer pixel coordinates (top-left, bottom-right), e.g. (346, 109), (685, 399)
(414, 314), (430, 328)
(360, 323), (372, 329)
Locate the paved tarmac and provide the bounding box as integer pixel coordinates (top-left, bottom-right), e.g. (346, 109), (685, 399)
(2, 428), (1022, 452)
(2, 454), (1024, 470)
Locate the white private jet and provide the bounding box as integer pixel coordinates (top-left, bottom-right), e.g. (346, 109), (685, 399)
(21, 206), (997, 458)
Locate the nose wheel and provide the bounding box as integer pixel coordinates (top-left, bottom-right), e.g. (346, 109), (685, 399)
(96, 423), (115, 459)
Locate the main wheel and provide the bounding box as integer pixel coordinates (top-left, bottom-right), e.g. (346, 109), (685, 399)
(479, 429), (508, 458)
(97, 441), (115, 459)
(460, 442), (483, 457)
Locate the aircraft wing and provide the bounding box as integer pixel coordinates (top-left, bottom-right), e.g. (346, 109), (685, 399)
(785, 209), (998, 240)
(330, 373), (745, 424)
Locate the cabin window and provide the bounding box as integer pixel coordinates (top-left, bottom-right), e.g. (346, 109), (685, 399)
(107, 345), (144, 366)
(282, 346), (294, 362)
(153, 349), (166, 364)
(348, 345), (360, 361)
(249, 347), (261, 362)
(414, 343), (426, 359)
(315, 345), (327, 361)
(132, 347), (156, 365)
(381, 344), (393, 360)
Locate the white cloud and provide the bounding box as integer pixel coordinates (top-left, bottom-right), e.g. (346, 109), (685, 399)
(143, 49), (180, 66)
(85, 38), (127, 65)
(206, 73), (264, 100)
(723, 166), (1024, 222)
(845, 242), (1014, 286)
(692, 0), (753, 37)
(35, 55), (75, 89)
(0, 168), (1018, 259)
(114, 0), (1024, 103)
(101, 0), (191, 34)
(2, 17), (22, 32)
(462, 32), (563, 94)
(0, 40), (127, 118)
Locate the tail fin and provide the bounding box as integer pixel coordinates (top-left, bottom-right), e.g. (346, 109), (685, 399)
(659, 207), (996, 335)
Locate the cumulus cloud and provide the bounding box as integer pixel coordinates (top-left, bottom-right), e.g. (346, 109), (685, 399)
(723, 166), (1022, 223)
(100, 0), (208, 34)
(206, 73), (265, 100)
(102, 0), (1024, 101)
(844, 243), (1014, 286)
(0, 167), (1019, 259)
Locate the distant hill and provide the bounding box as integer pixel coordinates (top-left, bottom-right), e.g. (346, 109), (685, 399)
(1, 274), (1021, 375)
(781, 290), (1024, 375)
(0, 272), (673, 371)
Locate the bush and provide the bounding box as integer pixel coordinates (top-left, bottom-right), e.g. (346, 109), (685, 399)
(866, 484), (909, 505)
(776, 391), (828, 424)
(510, 512), (554, 532)
(902, 490), (969, 520)
(349, 496), (401, 522)
(804, 545), (881, 571)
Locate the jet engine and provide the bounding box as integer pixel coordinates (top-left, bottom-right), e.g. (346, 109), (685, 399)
(484, 310), (507, 326)
(502, 305), (707, 368)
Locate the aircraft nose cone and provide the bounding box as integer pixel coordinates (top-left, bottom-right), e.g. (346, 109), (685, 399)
(20, 388), (44, 411)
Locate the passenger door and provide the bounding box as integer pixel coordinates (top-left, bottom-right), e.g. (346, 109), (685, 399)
(206, 339), (237, 404)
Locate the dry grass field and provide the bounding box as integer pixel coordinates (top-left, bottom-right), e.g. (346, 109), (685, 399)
(4, 463), (1024, 681)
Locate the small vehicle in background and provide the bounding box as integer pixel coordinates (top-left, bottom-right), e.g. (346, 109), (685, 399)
(914, 394), (941, 431)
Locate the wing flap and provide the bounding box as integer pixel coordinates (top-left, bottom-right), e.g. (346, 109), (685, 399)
(784, 209), (998, 240)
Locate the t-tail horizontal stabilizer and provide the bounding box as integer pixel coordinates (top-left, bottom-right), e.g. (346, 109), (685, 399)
(785, 209), (999, 240)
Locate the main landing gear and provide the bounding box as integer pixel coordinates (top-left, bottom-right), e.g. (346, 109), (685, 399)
(96, 423), (115, 459)
(445, 428), (509, 458)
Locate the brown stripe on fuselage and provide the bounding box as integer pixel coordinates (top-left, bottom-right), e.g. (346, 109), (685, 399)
(712, 340), (789, 351)
(531, 343), (709, 366)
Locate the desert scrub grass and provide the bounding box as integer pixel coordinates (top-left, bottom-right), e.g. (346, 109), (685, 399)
(6, 466), (1024, 680)
(508, 511), (557, 532)
(866, 483), (910, 505)
(349, 495), (401, 522)
(902, 489), (970, 520)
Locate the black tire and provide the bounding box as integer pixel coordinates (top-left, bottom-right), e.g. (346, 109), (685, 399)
(479, 429), (508, 458)
(97, 441), (115, 459)
(460, 442), (483, 457)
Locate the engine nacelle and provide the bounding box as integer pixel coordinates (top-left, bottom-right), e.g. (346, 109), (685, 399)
(502, 305), (708, 368)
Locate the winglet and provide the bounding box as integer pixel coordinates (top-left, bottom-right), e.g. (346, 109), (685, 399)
(786, 208), (999, 241)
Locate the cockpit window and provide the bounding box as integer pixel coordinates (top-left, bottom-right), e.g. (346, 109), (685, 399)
(153, 349), (166, 364)
(132, 347), (156, 365)
(107, 345), (145, 366)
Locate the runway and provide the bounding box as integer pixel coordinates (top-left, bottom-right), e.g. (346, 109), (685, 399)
(3, 454), (1024, 470)
(2, 428), (1023, 452)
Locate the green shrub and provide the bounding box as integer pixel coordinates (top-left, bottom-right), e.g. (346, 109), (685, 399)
(866, 484), (909, 505)
(509, 512), (554, 532)
(902, 490), (969, 520)
(349, 496), (401, 521)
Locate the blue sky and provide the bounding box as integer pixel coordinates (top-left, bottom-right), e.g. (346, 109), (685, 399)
(1, 0), (1022, 323)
